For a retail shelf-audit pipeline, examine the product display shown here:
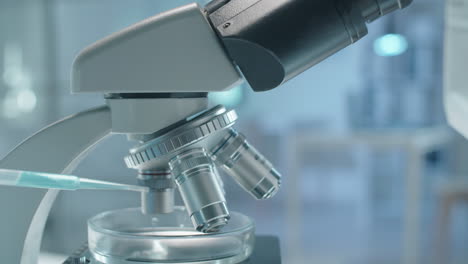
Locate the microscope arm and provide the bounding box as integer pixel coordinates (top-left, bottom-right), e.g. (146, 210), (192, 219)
(0, 106), (112, 264)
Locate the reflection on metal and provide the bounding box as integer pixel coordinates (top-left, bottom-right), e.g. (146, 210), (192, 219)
(212, 129), (281, 200)
(209, 85), (244, 107)
(124, 105), (281, 233)
(374, 34), (409, 57)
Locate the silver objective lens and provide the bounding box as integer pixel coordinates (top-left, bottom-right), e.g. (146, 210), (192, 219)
(169, 148), (229, 233)
(138, 171), (175, 215)
(212, 129), (281, 200)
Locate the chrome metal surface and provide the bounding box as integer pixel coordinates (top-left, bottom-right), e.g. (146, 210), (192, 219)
(124, 106), (237, 170)
(138, 170), (175, 214)
(124, 106), (237, 224)
(212, 129), (281, 200)
(169, 149), (229, 233)
(123, 105), (282, 232)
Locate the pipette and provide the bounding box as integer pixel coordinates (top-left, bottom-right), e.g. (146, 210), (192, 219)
(0, 168), (149, 192)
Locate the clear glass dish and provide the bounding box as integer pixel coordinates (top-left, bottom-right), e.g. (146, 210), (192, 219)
(88, 207), (255, 264)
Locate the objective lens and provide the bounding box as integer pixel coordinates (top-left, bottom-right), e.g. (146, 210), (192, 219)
(138, 171), (175, 215)
(169, 148), (229, 233)
(212, 129), (281, 200)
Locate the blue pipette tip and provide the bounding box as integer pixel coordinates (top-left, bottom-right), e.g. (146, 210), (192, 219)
(0, 168), (149, 192)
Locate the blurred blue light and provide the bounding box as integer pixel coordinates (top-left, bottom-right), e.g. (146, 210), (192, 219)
(373, 34), (408, 57)
(209, 85), (244, 107)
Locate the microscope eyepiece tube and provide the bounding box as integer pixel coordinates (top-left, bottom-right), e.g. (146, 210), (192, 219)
(212, 129), (281, 200)
(169, 148), (230, 233)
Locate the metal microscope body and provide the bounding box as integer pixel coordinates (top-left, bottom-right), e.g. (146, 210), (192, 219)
(0, 1), (413, 263)
(0, 4), (240, 263)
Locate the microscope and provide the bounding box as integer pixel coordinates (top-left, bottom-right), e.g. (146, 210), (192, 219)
(0, 0), (413, 263)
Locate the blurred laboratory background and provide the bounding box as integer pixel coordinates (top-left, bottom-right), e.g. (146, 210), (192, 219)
(1, 0), (467, 264)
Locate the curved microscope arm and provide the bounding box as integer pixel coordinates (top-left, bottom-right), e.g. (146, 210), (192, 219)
(0, 106), (112, 264)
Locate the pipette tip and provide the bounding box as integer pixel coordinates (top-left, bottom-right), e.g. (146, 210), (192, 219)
(79, 178), (150, 192)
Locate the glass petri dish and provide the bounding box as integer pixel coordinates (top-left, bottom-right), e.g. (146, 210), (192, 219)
(88, 207), (255, 264)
